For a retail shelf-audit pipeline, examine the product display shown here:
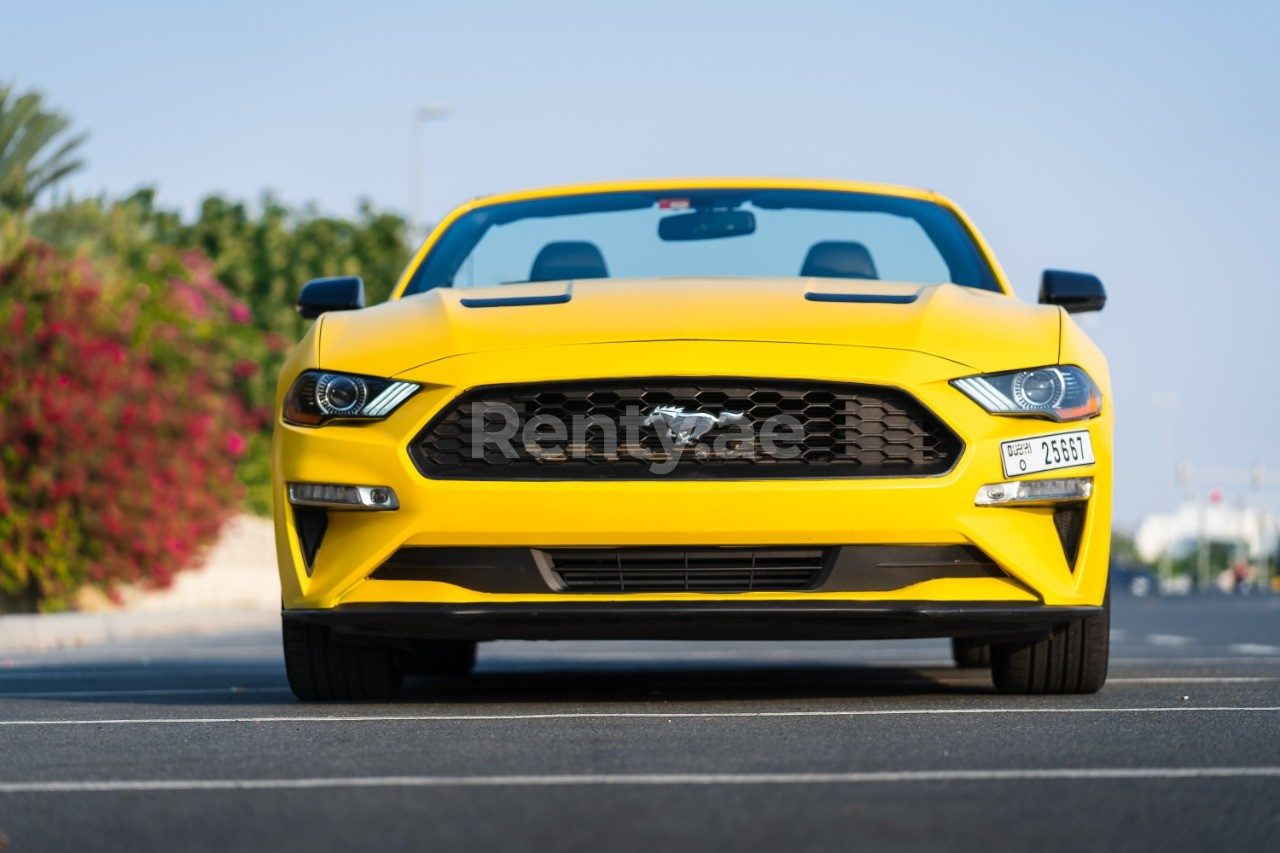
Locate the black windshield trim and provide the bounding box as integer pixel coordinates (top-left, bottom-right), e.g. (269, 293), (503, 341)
(403, 189), (1002, 296)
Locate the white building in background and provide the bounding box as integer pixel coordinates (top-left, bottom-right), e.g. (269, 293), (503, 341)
(1134, 501), (1277, 563)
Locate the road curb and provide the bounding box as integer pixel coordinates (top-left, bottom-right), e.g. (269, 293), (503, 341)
(0, 608), (278, 654)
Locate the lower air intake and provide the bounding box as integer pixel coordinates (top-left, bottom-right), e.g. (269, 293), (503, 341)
(1053, 504), (1087, 569)
(545, 548), (826, 592)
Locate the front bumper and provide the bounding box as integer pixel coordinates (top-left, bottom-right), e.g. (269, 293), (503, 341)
(273, 341), (1112, 611)
(284, 601), (1105, 643)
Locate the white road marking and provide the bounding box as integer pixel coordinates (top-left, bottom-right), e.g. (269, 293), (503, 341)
(3, 675), (1272, 701)
(2, 767), (1278, 794)
(0, 665), (282, 681)
(0, 677), (1272, 701)
(8, 654), (1278, 675)
(0, 687), (288, 699)
(1106, 677), (1276, 684)
(6, 650), (1279, 676)
(1229, 644), (1280, 656)
(1113, 656), (1280, 664)
(1145, 634), (1196, 646)
(2, 706), (1278, 726)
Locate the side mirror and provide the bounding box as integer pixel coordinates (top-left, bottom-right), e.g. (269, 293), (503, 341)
(1039, 270), (1106, 313)
(296, 276), (365, 319)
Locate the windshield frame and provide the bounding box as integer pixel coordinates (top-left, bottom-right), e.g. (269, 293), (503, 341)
(395, 181), (1009, 298)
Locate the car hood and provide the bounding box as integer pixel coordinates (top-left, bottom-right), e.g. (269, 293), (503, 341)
(316, 278), (1061, 377)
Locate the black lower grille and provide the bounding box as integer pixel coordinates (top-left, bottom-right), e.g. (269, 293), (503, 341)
(369, 544), (1006, 594)
(409, 378), (962, 480)
(546, 548), (825, 592)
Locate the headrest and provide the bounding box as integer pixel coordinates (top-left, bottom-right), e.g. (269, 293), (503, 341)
(800, 241), (879, 280)
(529, 241), (609, 282)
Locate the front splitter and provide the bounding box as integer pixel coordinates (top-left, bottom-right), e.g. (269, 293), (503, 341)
(282, 600), (1100, 643)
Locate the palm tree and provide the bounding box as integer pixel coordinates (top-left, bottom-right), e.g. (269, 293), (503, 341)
(0, 83), (87, 211)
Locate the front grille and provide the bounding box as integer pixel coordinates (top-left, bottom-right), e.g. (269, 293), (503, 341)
(409, 378), (962, 479)
(546, 548), (825, 592)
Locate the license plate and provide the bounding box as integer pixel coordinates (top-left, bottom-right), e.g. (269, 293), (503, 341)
(1000, 430), (1094, 477)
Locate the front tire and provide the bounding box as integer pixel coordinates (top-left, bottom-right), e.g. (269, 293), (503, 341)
(282, 619), (406, 701)
(990, 592), (1110, 694)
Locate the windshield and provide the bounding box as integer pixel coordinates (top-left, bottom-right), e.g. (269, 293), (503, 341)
(403, 189), (1001, 295)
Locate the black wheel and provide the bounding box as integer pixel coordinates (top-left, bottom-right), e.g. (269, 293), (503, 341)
(991, 591), (1110, 695)
(407, 639), (478, 676)
(951, 637), (991, 668)
(282, 619), (406, 701)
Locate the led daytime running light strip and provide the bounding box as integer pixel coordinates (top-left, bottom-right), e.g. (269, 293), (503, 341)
(287, 482), (400, 510)
(953, 377), (1014, 410)
(362, 382), (418, 417)
(975, 477), (1093, 506)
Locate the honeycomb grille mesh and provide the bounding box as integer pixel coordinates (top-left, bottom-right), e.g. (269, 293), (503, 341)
(409, 378), (962, 480)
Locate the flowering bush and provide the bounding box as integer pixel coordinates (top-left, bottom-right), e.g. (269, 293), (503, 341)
(0, 241), (269, 611)
(31, 191), (410, 515)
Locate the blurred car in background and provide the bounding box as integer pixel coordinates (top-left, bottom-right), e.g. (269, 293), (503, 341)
(1110, 561), (1158, 597)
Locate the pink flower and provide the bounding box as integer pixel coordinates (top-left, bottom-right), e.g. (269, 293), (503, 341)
(229, 302), (252, 324)
(227, 432), (248, 457)
(172, 282), (210, 318)
(232, 359), (259, 379)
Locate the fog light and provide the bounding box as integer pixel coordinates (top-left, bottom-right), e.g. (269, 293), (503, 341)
(287, 482), (400, 510)
(975, 476), (1092, 506)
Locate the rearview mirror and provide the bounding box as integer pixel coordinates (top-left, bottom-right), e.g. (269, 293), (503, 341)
(297, 276), (365, 319)
(1039, 270), (1106, 313)
(658, 209), (756, 241)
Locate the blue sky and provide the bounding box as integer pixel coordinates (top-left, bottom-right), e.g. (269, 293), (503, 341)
(8, 0), (1279, 525)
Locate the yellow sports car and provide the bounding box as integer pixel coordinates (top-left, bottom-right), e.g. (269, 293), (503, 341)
(273, 177), (1112, 699)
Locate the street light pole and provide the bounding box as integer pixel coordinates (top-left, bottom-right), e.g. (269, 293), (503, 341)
(410, 104), (452, 244)
(1152, 392), (1180, 586)
(1252, 463), (1271, 593)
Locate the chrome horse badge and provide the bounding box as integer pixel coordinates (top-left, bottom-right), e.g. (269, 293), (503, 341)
(642, 406), (750, 447)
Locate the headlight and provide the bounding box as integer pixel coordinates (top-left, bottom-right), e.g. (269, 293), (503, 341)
(283, 370), (420, 426)
(952, 366), (1101, 421)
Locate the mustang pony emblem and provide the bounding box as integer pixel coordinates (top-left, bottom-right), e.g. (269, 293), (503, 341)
(642, 406), (750, 447)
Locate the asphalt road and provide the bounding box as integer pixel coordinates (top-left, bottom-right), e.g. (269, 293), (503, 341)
(2, 595), (1279, 852)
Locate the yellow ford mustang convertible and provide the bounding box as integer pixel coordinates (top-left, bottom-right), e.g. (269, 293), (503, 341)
(274, 177), (1112, 699)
